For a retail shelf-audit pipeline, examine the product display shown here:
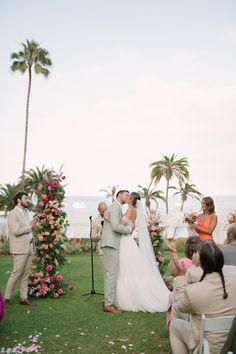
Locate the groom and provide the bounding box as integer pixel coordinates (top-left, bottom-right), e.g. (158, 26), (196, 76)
(101, 190), (132, 313)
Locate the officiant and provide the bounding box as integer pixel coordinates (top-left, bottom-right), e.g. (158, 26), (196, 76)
(92, 202), (107, 255)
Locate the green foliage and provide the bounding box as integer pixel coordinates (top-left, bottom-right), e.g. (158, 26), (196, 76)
(23, 166), (55, 195)
(138, 182), (165, 211)
(173, 182), (202, 211)
(150, 154), (190, 214)
(0, 239), (10, 254)
(99, 185), (119, 203)
(0, 183), (21, 215)
(11, 39), (52, 77)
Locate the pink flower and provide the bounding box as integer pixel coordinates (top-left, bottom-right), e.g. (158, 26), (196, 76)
(43, 177), (49, 184)
(42, 283), (47, 289)
(39, 288), (45, 296)
(50, 284), (55, 289)
(39, 202), (44, 207)
(49, 276), (54, 282)
(41, 219), (47, 225)
(62, 176), (66, 180)
(57, 275), (63, 282)
(40, 213), (46, 218)
(46, 264), (53, 272)
(54, 293), (59, 299)
(51, 181), (58, 188)
(48, 193), (53, 198)
(43, 197), (48, 203)
(40, 278), (46, 284)
(54, 209), (60, 215)
(38, 235), (44, 242)
(58, 289), (64, 295)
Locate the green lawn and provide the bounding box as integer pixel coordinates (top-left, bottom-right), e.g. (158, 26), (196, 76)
(0, 255), (170, 353)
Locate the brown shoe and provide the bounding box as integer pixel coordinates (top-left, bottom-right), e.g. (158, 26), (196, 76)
(4, 299), (12, 309)
(103, 305), (122, 313)
(19, 299), (36, 306)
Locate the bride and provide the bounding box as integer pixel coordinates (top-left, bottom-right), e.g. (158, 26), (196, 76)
(106, 192), (169, 312)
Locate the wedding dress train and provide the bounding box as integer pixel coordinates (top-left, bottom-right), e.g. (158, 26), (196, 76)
(116, 201), (169, 312)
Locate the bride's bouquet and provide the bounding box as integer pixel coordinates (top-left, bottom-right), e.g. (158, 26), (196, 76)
(184, 212), (198, 224)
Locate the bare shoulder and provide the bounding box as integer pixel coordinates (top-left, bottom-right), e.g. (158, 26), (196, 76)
(124, 206), (136, 222)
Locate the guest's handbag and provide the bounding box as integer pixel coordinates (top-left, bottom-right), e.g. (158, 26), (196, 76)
(0, 291), (4, 322)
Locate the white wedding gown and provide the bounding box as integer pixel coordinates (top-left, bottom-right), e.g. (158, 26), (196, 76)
(116, 202), (169, 312)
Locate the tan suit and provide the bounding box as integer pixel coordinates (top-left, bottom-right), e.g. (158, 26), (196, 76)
(4, 207), (34, 300)
(170, 265), (236, 354)
(91, 214), (103, 255)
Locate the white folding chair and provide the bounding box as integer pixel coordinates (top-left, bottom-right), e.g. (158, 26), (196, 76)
(199, 314), (235, 354)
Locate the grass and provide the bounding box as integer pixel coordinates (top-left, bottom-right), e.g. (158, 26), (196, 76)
(0, 255), (170, 354)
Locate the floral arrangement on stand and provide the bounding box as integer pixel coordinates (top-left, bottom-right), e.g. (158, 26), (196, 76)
(28, 172), (72, 298)
(147, 209), (168, 276)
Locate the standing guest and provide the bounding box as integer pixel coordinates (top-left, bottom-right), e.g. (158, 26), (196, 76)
(4, 191), (38, 308)
(190, 197), (217, 241)
(169, 241), (236, 354)
(222, 224), (236, 266)
(91, 202), (107, 255)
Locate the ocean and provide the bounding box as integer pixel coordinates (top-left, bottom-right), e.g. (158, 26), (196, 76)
(64, 195), (236, 239)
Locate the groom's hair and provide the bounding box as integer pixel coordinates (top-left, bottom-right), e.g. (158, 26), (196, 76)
(116, 190), (129, 198)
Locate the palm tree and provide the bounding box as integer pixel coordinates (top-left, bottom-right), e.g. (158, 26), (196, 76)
(150, 154), (189, 214)
(138, 183), (165, 212)
(11, 39), (52, 188)
(24, 166), (55, 194)
(0, 184), (20, 217)
(173, 182), (202, 212)
(99, 185), (119, 203)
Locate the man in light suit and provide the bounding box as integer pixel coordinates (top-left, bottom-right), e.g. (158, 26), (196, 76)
(169, 241), (236, 354)
(91, 201), (107, 255)
(101, 190), (133, 313)
(4, 191), (38, 308)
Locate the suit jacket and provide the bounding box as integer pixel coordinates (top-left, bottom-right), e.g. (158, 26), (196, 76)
(173, 265), (236, 354)
(222, 243), (236, 266)
(91, 214), (103, 241)
(7, 207), (33, 254)
(100, 201), (131, 250)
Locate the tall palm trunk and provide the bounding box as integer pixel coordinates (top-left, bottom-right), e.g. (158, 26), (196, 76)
(21, 66), (32, 189)
(165, 179), (169, 214)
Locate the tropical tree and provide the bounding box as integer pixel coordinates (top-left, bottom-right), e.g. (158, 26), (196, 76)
(0, 183), (20, 216)
(24, 166), (55, 195)
(99, 185), (119, 203)
(138, 183), (165, 212)
(150, 154), (189, 214)
(11, 39), (52, 188)
(173, 182), (202, 212)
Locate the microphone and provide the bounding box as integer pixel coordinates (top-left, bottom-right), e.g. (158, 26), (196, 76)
(101, 220), (104, 227)
(89, 216), (92, 221)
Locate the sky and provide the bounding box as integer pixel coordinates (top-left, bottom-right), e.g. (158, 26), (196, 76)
(0, 0), (236, 196)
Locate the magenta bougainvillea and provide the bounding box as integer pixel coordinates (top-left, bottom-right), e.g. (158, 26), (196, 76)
(28, 172), (72, 298)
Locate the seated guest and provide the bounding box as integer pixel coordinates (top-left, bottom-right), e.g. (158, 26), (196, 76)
(169, 241), (236, 354)
(222, 224), (236, 266)
(166, 236), (202, 329)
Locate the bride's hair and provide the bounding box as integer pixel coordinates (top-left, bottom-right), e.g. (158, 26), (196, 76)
(131, 192), (141, 207)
